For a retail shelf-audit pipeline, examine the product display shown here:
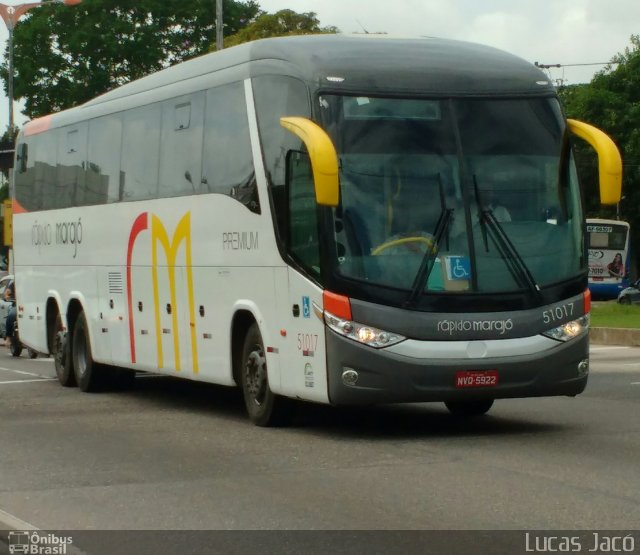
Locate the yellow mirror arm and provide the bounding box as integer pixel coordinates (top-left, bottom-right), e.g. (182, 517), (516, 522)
(280, 117), (339, 206)
(568, 119), (622, 205)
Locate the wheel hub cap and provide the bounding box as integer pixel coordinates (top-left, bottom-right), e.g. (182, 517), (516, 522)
(245, 348), (267, 405)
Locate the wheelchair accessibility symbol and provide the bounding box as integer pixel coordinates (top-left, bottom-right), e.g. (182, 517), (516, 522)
(302, 296), (311, 318)
(445, 256), (471, 280)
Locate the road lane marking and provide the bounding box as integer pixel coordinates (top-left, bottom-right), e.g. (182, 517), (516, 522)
(590, 369), (640, 374)
(0, 378), (56, 385)
(0, 366), (50, 379)
(590, 346), (630, 351)
(631, 382), (640, 386)
(0, 508), (37, 530)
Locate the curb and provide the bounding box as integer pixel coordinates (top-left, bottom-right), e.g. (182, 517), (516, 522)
(591, 327), (640, 346)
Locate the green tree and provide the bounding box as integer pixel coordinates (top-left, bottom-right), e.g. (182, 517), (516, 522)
(559, 35), (640, 269)
(0, 127), (18, 143)
(222, 9), (338, 48)
(559, 83), (623, 217)
(1, 0), (260, 119)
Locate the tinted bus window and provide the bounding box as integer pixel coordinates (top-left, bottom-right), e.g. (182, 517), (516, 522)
(287, 151), (320, 276)
(36, 131), (58, 210)
(253, 76), (309, 188)
(202, 82), (258, 212)
(87, 114), (123, 203)
(159, 92), (205, 198)
(121, 104), (161, 201)
(14, 137), (35, 210)
(57, 124), (88, 208)
(253, 75), (309, 239)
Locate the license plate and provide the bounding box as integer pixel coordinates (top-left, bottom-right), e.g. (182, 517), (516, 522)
(455, 370), (499, 388)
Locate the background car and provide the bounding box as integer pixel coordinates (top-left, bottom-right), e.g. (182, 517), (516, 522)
(617, 279), (640, 304)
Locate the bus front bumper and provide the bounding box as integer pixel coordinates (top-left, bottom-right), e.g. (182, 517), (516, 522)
(325, 329), (589, 406)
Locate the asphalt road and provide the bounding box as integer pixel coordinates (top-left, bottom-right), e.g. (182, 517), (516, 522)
(0, 343), (638, 553)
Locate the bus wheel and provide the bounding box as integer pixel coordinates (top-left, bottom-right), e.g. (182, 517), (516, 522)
(54, 326), (76, 387)
(445, 399), (494, 417)
(72, 312), (104, 392)
(240, 323), (291, 427)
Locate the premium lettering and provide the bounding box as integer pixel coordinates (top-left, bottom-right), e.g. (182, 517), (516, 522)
(222, 231), (259, 251)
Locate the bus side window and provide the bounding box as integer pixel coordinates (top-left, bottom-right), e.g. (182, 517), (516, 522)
(286, 150), (320, 277)
(121, 104), (161, 201)
(252, 75), (310, 239)
(202, 82), (258, 212)
(87, 114), (123, 203)
(159, 94), (205, 199)
(16, 143), (28, 173)
(13, 140), (35, 210)
(57, 124), (88, 208)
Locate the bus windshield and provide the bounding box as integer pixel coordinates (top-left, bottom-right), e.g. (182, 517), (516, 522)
(319, 95), (584, 299)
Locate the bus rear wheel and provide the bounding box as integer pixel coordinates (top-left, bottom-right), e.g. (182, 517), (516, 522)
(54, 320), (76, 387)
(445, 399), (494, 417)
(240, 323), (292, 427)
(72, 312), (105, 392)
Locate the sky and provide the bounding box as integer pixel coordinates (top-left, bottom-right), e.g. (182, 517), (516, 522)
(1, 0), (639, 133)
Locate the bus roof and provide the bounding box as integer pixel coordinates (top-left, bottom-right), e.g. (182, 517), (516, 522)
(24, 34), (555, 133)
(89, 34), (553, 101)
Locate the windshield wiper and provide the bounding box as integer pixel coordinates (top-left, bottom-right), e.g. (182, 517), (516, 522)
(404, 174), (452, 307)
(473, 177), (542, 297)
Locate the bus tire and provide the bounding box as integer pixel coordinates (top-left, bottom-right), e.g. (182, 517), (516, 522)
(240, 323), (292, 427)
(445, 399), (494, 417)
(54, 328), (76, 387)
(72, 312), (105, 392)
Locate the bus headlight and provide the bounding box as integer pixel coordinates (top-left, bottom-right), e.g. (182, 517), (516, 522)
(542, 314), (590, 342)
(324, 311), (406, 348)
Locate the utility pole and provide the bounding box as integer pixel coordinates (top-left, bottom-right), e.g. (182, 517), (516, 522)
(216, 0), (223, 50)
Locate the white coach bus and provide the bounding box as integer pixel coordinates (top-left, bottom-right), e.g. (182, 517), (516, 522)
(12, 35), (621, 425)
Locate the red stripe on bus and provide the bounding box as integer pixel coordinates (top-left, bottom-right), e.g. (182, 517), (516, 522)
(23, 115), (52, 137)
(11, 199), (27, 214)
(584, 288), (591, 313)
(126, 212), (149, 363)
